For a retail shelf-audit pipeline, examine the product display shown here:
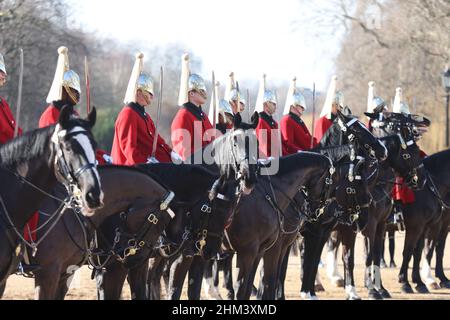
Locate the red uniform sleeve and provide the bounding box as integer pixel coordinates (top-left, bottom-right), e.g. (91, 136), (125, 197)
(171, 110), (194, 161)
(116, 112), (148, 165)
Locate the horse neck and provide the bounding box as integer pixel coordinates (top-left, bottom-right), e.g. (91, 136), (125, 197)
(0, 136), (57, 228)
(425, 150), (450, 198)
(89, 167), (168, 226)
(267, 154), (325, 212)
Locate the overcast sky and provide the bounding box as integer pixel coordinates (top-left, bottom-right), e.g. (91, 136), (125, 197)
(67, 0), (340, 91)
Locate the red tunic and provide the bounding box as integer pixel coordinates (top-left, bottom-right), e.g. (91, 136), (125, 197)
(111, 103), (172, 165)
(256, 112), (286, 158)
(171, 102), (214, 161)
(281, 114), (318, 155)
(392, 150), (427, 204)
(0, 97), (22, 143)
(314, 116), (334, 143)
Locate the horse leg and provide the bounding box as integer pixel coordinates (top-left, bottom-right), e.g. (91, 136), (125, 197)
(435, 224), (450, 288)
(148, 257), (165, 300)
(234, 248), (258, 300)
(187, 255), (205, 300)
(326, 231), (344, 287)
(0, 282), (5, 298)
(364, 223), (383, 300)
(34, 265), (62, 300)
(95, 261), (128, 300)
(276, 245), (291, 300)
(300, 225), (325, 299)
(411, 236), (429, 294)
(127, 260), (149, 300)
(373, 223), (391, 299)
(203, 258), (223, 300)
(380, 230), (387, 268)
(398, 224), (418, 294)
(340, 226), (360, 300)
(168, 254), (193, 300)
(387, 229), (396, 268)
(260, 241), (283, 300)
(222, 253), (235, 300)
(421, 236), (439, 290)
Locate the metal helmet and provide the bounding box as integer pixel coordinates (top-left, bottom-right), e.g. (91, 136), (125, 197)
(47, 46), (80, 103)
(371, 96), (387, 113)
(188, 74), (207, 94)
(62, 70), (81, 94)
(229, 88), (246, 106)
(292, 92), (307, 109)
(333, 91), (345, 108)
(137, 73), (154, 96)
(263, 90), (277, 105)
(0, 53), (6, 75)
(218, 99), (233, 122)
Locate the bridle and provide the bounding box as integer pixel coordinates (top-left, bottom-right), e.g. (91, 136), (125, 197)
(51, 124), (99, 203)
(372, 120), (426, 189)
(88, 191), (176, 268)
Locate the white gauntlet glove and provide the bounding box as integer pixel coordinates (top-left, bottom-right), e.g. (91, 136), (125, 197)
(171, 151), (183, 164)
(147, 157), (159, 164)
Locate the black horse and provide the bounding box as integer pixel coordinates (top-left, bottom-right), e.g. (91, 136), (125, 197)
(0, 107), (103, 296)
(94, 115), (259, 300)
(204, 111), (388, 301)
(421, 207), (450, 289)
(31, 165), (174, 300)
(324, 112), (429, 299)
(398, 149), (450, 294)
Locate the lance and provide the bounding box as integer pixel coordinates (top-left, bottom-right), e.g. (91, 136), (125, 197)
(236, 81), (241, 116)
(14, 48), (24, 138)
(84, 56), (91, 115)
(246, 88), (250, 121)
(311, 82), (316, 148)
(212, 71), (217, 128)
(151, 66), (164, 159)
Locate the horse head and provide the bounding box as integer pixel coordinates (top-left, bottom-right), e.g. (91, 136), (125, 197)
(53, 106), (104, 215)
(336, 110), (388, 162)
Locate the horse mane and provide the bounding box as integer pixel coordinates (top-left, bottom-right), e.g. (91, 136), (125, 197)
(0, 126), (55, 169)
(135, 163), (218, 199)
(274, 152), (330, 176)
(311, 144), (353, 162)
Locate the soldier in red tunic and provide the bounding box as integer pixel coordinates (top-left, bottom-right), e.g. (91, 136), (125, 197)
(314, 75), (344, 143)
(281, 77), (317, 154)
(171, 54), (214, 161)
(0, 53), (22, 143)
(253, 74), (285, 158)
(111, 53), (179, 166)
(38, 47), (111, 165)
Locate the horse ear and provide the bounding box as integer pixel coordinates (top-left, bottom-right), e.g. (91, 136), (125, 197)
(364, 112), (377, 120)
(251, 112), (259, 129)
(58, 106), (72, 128)
(234, 112), (242, 129)
(87, 107), (97, 128)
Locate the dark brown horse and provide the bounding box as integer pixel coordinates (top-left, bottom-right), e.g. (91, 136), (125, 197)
(0, 107), (103, 297)
(30, 165), (174, 300)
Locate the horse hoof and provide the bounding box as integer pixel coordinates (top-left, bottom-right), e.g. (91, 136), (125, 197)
(400, 283), (414, 294)
(440, 281), (450, 289)
(315, 284), (325, 292)
(346, 295), (362, 301)
(333, 278), (345, 288)
(368, 289), (383, 300)
(427, 282), (441, 290)
(389, 262), (397, 269)
(378, 288), (392, 299)
(380, 260), (387, 269)
(415, 284), (430, 294)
